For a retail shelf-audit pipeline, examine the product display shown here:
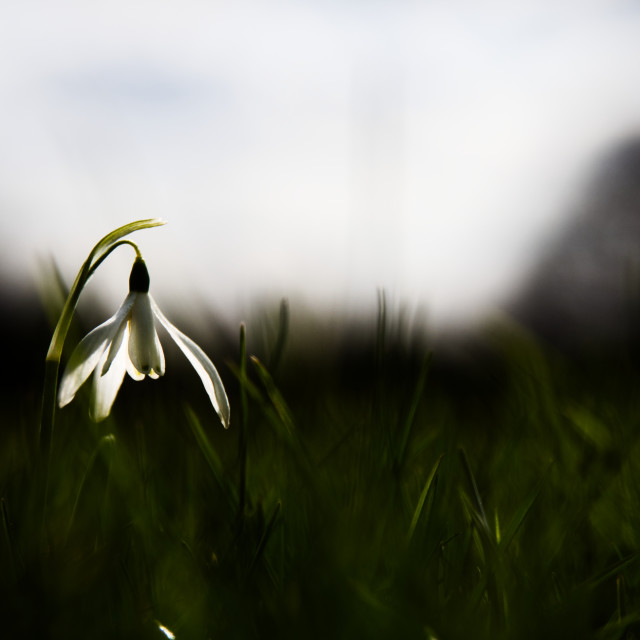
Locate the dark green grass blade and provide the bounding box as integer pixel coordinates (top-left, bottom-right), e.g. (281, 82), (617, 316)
(498, 472), (547, 552)
(586, 552), (640, 590)
(269, 298), (289, 373)
(394, 353), (432, 477)
(65, 434), (116, 544)
(459, 448), (492, 543)
(250, 356), (296, 442)
(247, 500), (281, 578)
(185, 404), (237, 511)
(1, 497), (21, 581)
(238, 322), (249, 521)
(407, 453), (443, 544)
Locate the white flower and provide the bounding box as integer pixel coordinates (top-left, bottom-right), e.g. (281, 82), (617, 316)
(58, 258), (230, 427)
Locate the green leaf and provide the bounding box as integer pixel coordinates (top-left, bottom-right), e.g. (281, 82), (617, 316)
(88, 218), (166, 265)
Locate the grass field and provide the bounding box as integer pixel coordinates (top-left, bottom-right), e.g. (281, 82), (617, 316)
(3, 290), (640, 639)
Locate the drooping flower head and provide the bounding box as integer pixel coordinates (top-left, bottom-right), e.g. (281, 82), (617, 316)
(58, 257), (230, 427)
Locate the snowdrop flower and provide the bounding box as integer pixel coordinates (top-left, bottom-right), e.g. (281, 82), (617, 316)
(58, 257), (230, 427)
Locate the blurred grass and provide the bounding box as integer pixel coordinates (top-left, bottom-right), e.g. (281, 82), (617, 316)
(3, 289), (640, 639)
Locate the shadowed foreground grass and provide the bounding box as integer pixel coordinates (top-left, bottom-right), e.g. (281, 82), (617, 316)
(2, 296), (640, 639)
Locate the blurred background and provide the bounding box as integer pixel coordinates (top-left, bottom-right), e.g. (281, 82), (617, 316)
(2, 0), (640, 338)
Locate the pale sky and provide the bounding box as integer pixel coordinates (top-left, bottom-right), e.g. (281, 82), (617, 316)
(2, 0), (640, 329)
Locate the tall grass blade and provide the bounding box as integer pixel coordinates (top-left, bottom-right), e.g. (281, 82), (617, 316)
(459, 448), (492, 543)
(498, 473), (546, 552)
(407, 454), (443, 544)
(185, 404), (236, 510)
(585, 552), (639, 589)
(247, 501), (281, 578)
(616, 573), (625, 624)
(596, 610), (640, 640)
(1, 498), (21, 580)
(238, 323), (249, 521)
(376, 288), (386, 374)
(65, 434), (116, 544)
(394, 353), (431, 476)
(250, 356), (296, 441)
(269, 298), (289, 373)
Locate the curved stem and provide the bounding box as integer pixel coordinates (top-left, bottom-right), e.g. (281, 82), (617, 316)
(87, 240), (142, 279)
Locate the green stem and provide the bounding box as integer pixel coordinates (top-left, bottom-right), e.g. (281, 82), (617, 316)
(238, 322), (249, 521)
(87, 240), (142, 279)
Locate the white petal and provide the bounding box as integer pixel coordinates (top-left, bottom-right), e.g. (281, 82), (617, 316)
(101, 293), (137, 375)
(113, 324), (145, 381)
(126, 355), (145, 381)
(58, 296), (134, 408)
(90, 340), (128, 422)
(150, 296), (230, 428)
(128, 294), (165, 378)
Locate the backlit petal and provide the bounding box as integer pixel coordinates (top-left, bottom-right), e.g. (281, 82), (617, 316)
(126, 354), (146, 381)
(101, 293), (137, 375)
(112, 324), (145, 381)
(150, 296), (230, 428)
(90, 340), (128, 422)
(58, 297), (133, 408)
(128, 293), (165, 377)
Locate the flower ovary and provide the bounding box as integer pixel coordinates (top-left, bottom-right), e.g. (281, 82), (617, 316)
(129, 258), (150, 293)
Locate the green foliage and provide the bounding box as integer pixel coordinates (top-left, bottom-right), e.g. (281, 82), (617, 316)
(4, 296), (640, 639)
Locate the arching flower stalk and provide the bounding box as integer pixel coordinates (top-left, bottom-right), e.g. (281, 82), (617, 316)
(58, 257), (230, 427)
